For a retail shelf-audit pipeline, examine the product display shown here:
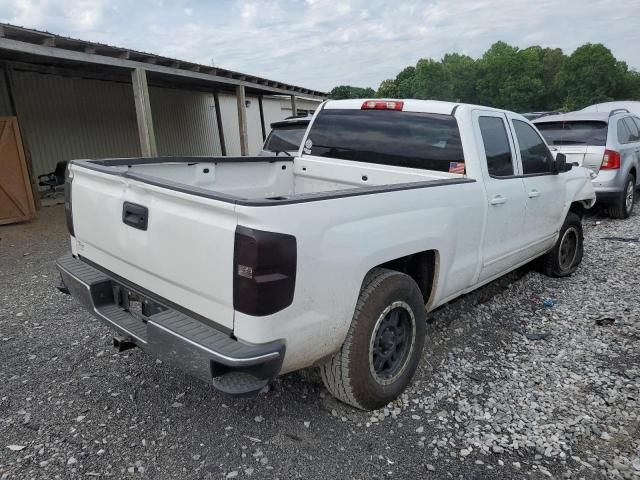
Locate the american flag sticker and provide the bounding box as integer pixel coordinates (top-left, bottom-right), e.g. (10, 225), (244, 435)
(449, 162), (465, 174)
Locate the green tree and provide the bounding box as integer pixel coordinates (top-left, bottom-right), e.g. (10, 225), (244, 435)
(376, 79), (398, 98)
(540, 47), (566, 109)
(413, 58), (453, 100)
(332, 41), (640, 111)
(395, 66), (417, 98)
(442, 53), (478, 103)
(554, 44), (626, 110)
(623, 70), (640, 99)
(329, 85), (375, 100)
(476, 41), (544, 112)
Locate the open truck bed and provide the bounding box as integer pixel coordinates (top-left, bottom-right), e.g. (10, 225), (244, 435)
(76, 155), (466, 205)
(65, 153), (471, 345)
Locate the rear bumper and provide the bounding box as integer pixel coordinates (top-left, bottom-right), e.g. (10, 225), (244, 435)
(56, 254), (285, 395)
(592, 169), (626, 197)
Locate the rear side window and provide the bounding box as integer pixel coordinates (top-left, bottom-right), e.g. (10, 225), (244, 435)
(478, 116), (514, 177)
(622, 117), (640, 142)
(306, 109), (464, 172)
(264, 125), (307, 152)
(513, 120), (555, 175)
(617, 119), (633, 144)
(535, 121), (608, 146)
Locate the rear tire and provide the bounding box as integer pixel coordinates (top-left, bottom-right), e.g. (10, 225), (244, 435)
(608, 174), (635, 219)
(319, 268), (426, 410)
(542, 212), (584, 277)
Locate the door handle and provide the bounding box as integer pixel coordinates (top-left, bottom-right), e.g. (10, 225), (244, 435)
(489, 195), (507, 206)
(528, 190), (540, 199)
(122, 202), (149, 230)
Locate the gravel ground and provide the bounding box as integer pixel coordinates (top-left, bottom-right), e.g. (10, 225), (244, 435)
(1, 204), (639, 480)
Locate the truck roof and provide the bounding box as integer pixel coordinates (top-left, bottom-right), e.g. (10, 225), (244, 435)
(323, 99), (522, 118)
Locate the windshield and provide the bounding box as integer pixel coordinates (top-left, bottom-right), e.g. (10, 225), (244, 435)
(306, 109), (464, 172)
(264, 124), (307, 152)
(535, 121), (608, 146)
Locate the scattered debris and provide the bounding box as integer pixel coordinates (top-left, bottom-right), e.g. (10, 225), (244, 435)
(596, 317), (615, 326)
(6, 445), (26, 451)
(524, 331), (551, 341)
(601, 236), (640, 243)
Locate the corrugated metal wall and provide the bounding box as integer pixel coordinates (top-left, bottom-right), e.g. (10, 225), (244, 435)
(0, 73), (13, 116)
(217, 93), (268, 156)
(246, 96), (266, 154)
(150, 87), (222, 157)
(262, 98), (289, 135)
(217, 93), (242, 157)
(10, 70), (141, 177)
(3, 69), (319, 178)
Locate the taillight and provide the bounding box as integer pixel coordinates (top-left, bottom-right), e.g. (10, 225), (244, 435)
(361, 100), (404, 111)
(601, 149), (620, 169)
(64, 165), (75, 236)
(233, 226), (296, 316)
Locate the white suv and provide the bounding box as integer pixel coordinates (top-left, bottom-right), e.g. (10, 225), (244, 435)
(534, 109), (640, 218)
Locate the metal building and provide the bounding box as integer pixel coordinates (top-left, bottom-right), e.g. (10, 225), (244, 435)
(0, 23), (326, 183)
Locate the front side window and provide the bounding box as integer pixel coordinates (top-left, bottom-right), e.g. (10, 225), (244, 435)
(513, 120), (555, 175)
(306, 109), (464, 172)
(478, 116), (514, 177)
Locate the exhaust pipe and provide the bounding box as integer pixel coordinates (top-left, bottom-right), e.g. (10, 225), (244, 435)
(113, 336), (137, 352)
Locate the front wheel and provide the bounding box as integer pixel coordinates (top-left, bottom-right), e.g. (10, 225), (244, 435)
(319, 268), (426, 410)
(541, 212), (584, 277)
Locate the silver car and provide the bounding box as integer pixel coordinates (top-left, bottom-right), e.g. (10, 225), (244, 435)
(534, 109), (640, 218)
(258, 116), (311, 157)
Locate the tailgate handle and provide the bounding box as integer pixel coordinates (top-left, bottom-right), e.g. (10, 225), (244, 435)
(122, 202), (148, 231)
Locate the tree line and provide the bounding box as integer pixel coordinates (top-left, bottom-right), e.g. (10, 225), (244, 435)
(329, 42), (640, 112)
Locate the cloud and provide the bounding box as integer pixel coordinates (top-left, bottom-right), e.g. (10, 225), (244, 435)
(0, 0), (638, 92)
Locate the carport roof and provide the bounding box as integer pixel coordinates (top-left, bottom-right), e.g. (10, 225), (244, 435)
(0, 23), (327, 99)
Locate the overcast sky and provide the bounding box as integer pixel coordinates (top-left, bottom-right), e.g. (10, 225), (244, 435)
(0, 0), (638, 92)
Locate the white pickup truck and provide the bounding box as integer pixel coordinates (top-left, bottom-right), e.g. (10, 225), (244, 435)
(57, 99), (595, 410)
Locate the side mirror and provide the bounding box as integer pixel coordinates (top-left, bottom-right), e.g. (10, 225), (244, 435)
(553, 152), (571, 174)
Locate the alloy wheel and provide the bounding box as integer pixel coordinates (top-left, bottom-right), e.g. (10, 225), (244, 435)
(369, 301), (416, 386)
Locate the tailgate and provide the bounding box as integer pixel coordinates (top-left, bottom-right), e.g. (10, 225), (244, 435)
(555, 145), (604, 174)
(70, 164), (237, 331)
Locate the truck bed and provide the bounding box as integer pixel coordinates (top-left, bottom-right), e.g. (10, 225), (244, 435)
(76, 155), (467, 205)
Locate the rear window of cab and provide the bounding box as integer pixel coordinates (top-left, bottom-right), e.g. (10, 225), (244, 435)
(306, 109), (464, 172)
